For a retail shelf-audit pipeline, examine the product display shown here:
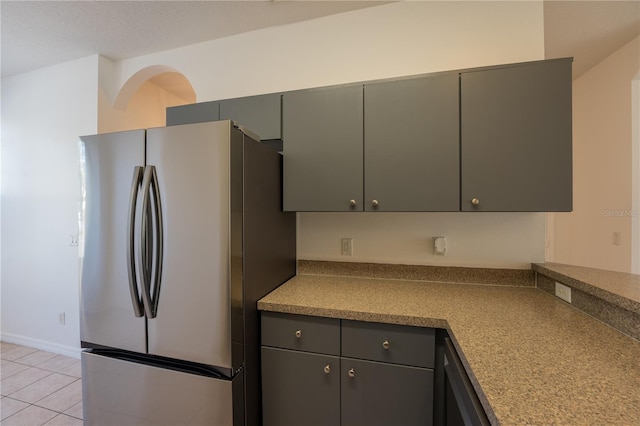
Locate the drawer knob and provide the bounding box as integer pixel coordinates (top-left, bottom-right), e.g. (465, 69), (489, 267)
(348, 368), (355, 378)
(382, 340), (390, 350)
(295, 329), (302, 338)
(350, 199), (357, 207)
(323, 365), (331, 374)
(371, 199), (379, 207)
(471, 198), (480, 206)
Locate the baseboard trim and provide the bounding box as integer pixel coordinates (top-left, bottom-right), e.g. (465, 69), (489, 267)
(1, 333), (81, 359)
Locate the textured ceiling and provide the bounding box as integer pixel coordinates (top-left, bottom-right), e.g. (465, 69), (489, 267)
(1, 1), (639, 80)
(0, 0), (387, 78)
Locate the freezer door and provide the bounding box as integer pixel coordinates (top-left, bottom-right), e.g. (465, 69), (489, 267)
(82, 351), (239, 426)
(145, 121), (234, 368)
(79, 130), (146, 353)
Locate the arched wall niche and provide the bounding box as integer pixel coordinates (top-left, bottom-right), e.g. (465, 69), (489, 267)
(99, 65), (196, 133)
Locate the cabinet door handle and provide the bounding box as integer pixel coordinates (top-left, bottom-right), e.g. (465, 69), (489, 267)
(295, 329), (302, 338)
(471, 198), (480, 206)
(323, 365), (331, 374)
(382, 340), (390, 350)
(371, 199), (379, 207)
(348, 368), (355, 378)
(350, 199), (357, 207)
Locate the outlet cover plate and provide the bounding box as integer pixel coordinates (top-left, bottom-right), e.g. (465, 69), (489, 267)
(555, 282), (572, 304)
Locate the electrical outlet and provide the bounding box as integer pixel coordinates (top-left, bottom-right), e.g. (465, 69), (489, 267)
(341, 238), (353, 256)
(58, 312), (66, 325)
(555, 282), (572, 304)
(613, 232), (621, 246)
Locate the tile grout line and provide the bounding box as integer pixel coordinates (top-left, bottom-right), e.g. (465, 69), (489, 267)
(0, 342), (83, 425)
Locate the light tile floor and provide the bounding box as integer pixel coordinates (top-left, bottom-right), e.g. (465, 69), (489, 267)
(1, 342), (82, 425)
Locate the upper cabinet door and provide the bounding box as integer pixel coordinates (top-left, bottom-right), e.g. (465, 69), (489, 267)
(283, 85), (364, 212)
(364, 74), (460, 212)
(460, 59), (573, 212)
(219, 93), (282, 140)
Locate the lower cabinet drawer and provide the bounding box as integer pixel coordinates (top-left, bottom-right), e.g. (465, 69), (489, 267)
(341, 357), (434, 426)
(261, 312), (340, 355)
(262, 346), (340, 426)
(342, 320), (435, 368)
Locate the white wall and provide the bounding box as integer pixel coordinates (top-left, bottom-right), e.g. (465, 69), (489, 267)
(1, 2), (547, 354)
(1, 56), (99, 355)
(299, 213), (545, 269)
(106, 1), (544, 102)
(552, 36), (640, 273)
(105, 1), (546, 269)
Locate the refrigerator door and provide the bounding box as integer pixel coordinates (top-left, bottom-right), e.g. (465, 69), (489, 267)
(82, 351), (240, 426)
(145, 121), (234, 369)
(79, 130), (147, 353)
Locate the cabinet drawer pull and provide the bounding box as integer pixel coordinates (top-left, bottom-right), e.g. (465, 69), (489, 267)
(382, 340), (390, 350)
(348, 368), (355, 378)
(471, 198), (480, 206)
(371, 199), (379, 207)
(295, 329), (302, 338)
(323, 365), (331, 374)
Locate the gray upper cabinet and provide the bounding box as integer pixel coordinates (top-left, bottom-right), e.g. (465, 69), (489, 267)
(364, 74), (460, 212)
(283, 85), (364, 212)
(166, 101), (219, 126)
(166, 93), (281, 142)
(219, 93), (281, 141)
(460, 58), (573, 212)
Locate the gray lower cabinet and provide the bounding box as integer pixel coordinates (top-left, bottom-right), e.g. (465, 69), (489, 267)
(261, 312), (434, 426)
(283, 84), (364, 212)
(364, 73), (460, 212)
(460, 58), (572, 212)
(261, 347), (340, 426)
(341, 358), (434, 426)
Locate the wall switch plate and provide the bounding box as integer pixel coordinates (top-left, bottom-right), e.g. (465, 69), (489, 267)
(555, 282), (572, 304)
(58, 312), (66, 325)
(341, 238), (353, 256)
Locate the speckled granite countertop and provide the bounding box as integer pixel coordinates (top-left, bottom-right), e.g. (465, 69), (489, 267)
(533, 262), (640, 313)
(258, 274), (640, 425)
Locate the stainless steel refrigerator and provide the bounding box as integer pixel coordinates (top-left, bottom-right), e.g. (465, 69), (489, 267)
(78, 120), (296, 426)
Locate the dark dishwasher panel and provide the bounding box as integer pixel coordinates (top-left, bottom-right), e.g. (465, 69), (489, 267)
(443, 338), (490, 426)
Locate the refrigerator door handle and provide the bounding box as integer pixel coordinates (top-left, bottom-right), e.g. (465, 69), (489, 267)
(141, 165), (164, 319)
(126, 166), (145, 317)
